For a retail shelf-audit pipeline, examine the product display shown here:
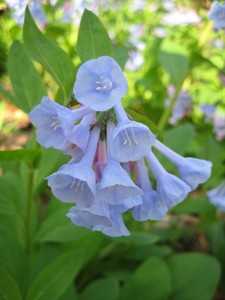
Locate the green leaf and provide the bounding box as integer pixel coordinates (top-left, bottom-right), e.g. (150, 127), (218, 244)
(0, 267), (22, 300)
(80, 278), (119, 300)
(0, 227), (29, 297)
(168, 253), (221, 300)
(77, 9), (114, 62)
(163, 124), (194, 155)
(23, 8), (75, 103)
(0, 149), (42, 166)
(119, 257), (172, 300)
(35, 208), (89, 242)
(26, 250), (83, 300)
(8, 40), (47, 112)
(33, 148), (68, 191)
(159, 41), (189, 88)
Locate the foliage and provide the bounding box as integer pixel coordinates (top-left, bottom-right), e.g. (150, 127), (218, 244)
(0, 0), (225, 299)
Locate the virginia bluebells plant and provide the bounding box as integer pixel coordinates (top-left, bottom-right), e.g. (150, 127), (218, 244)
(29, 55), (212, 237)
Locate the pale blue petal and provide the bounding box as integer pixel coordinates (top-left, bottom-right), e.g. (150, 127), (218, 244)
(207, 181), (225, 211)
(111, 121), (156, 162)
(157, 173), (191, 209)
(131, 191), (168, 221)
(177, 158), (212, 189)
(67, 202), (130, 237)
(73, 56), (128, 111)
(46, 162), (96, 206)
(96, 161), (143, 205)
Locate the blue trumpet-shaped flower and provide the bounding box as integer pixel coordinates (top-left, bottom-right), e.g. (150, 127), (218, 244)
(46, 127), (100, 206)
(29, 97), (92, 150)
(146, 151), (191, 209)
(207, 181), (225, 211)
(67, 201), (130, 237)
(208, 1), (225, 31)
(131, 159), (168, 221)
(111, 103), (156, 162)
(154, 140), (212, 189)
(97, 121), (143, 205)
(73, 56), (128, 111)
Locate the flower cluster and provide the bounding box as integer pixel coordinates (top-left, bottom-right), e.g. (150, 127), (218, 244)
(29, 56), (212, 237)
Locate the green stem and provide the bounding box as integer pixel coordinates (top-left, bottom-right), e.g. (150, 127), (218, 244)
(157, 82), (183, 131)
(25, 166), (34, 255)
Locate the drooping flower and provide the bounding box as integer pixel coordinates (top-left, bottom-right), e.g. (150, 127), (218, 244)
(96, 121), (143, 205)
(208, 1), (225, 31)
(46, 126), (100, 206)
(154, 140), (212, 190)
(29, 97), (92, 151)
(146, 151), (191, 209)
(67, 201), (130, 237)
(110, 103), (156, 162)
(131, 159), (168, 221)
(207, 181), (225, 211)
(73, 56), (128, 111)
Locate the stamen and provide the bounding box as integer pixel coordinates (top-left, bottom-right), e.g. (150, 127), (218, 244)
(70, 179), (76, 188)
(95, 75), (112, 91)
(51, 116), (61, 131)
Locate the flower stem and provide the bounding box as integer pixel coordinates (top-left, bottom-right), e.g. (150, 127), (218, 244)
(25, 166), (34, 255)
(157, 83), (183, 131)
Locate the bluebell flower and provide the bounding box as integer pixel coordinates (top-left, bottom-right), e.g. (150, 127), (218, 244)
(29, 97), (92, 151)
(131, 159), (168, 221)
(146, 151), (191, 209)
(96, 121), (143, 205)
(207, 181), (225, 211)
(111, 103), (156, 162)
(73, 56), (128, 111)
(67, 201), (130, 237)
(154, 140), (212, 189)
(46, 127), (100, 206)
(208, 1), (225, 31)
(69, 112), (96, 152)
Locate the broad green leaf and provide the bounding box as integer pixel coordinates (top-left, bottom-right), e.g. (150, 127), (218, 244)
(80, 278), (119, 300)
(119, 257), (172, 300)
(35, 208), (89, 242)
(8, 40), (47, 112)
(34, 148), (68, 191)
(59, 284), (77, 300)
(0, 149), (42, 166)
(168, 253), (221, 300)
(23, 8), (75, 103)
(0, 267), (22, 300)
(26, 250), (83, 300)
(159, 41), (189, 88)
(125, 245), (173, 261)
(0, 227), (29, 297)
(77, 9), (114, 62)
(164, 124), (194, 155)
